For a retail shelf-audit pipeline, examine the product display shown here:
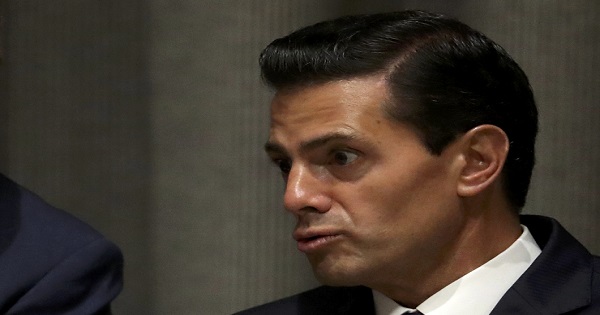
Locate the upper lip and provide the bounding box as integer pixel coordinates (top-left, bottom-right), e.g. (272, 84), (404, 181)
(293, 229), (340, 242)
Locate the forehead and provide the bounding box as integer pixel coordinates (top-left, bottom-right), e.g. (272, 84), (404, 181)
(269, 76), (390, 138)
(263, 75), (428, 159)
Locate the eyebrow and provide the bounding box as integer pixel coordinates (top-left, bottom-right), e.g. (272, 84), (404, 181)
(264, 131), (360, 156)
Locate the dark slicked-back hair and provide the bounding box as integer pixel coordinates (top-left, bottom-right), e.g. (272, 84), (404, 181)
(259, 10), (538, 211)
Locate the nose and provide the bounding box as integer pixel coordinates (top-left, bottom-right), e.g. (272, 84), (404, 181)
(283, 164), (332, 215)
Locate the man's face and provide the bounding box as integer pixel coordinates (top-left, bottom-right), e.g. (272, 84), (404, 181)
(265, 76), (466, 289)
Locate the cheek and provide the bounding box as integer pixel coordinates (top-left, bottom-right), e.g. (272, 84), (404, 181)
(358, 163), (455, 226)
(336, 181), (411, 242)
(331, 154), (457, 232)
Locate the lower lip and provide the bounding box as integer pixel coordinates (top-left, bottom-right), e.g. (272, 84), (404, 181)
(297, 235), (340, 253)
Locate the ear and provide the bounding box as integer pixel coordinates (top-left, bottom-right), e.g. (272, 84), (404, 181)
(457, 125), (509, 197)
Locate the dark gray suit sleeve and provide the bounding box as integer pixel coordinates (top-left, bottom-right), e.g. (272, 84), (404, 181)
(6, 237), (123, 315)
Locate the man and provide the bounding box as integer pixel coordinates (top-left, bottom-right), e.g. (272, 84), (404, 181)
(0, 173), (123, 314)
(235, 10), (600, 315)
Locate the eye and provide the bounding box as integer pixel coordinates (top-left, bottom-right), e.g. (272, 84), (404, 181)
(276, 159), (292, 174)
(332, 151), (358, 166)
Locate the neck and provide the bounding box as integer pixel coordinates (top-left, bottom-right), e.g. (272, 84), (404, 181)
(373, 194), (521, 308)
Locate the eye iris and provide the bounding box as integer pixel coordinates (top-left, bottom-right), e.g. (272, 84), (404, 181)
(334, 152), (349, 165)
(279, 160), (291, 173)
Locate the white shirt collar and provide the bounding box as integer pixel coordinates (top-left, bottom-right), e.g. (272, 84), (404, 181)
(373, 225), (541, 315)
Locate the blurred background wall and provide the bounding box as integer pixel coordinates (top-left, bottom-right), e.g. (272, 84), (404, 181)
(0, 1), (597, 314)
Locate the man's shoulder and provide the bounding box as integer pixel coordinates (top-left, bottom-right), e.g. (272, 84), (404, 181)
(0, 174), (123, 313)
(562, 254), (600, 314)
(492, 215), (600, 314)
(0, 173), (122, 278)
(0, 173), (107, 246)
(233, 286), (374, 315)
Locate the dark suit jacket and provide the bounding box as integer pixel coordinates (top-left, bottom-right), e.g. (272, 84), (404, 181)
(235, 215), (600, 314)
(0, 174), (124, 314)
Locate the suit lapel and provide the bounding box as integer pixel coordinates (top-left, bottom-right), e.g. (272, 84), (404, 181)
(490, 215), (593, 314)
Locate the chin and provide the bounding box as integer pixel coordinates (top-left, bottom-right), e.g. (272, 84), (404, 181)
(310, 258), (364, 287)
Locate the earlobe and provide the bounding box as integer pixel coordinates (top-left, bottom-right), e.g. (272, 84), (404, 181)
(457, 125), (509, 197)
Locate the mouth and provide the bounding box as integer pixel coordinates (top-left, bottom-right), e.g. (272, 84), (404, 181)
(294, 231), (341, 253)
